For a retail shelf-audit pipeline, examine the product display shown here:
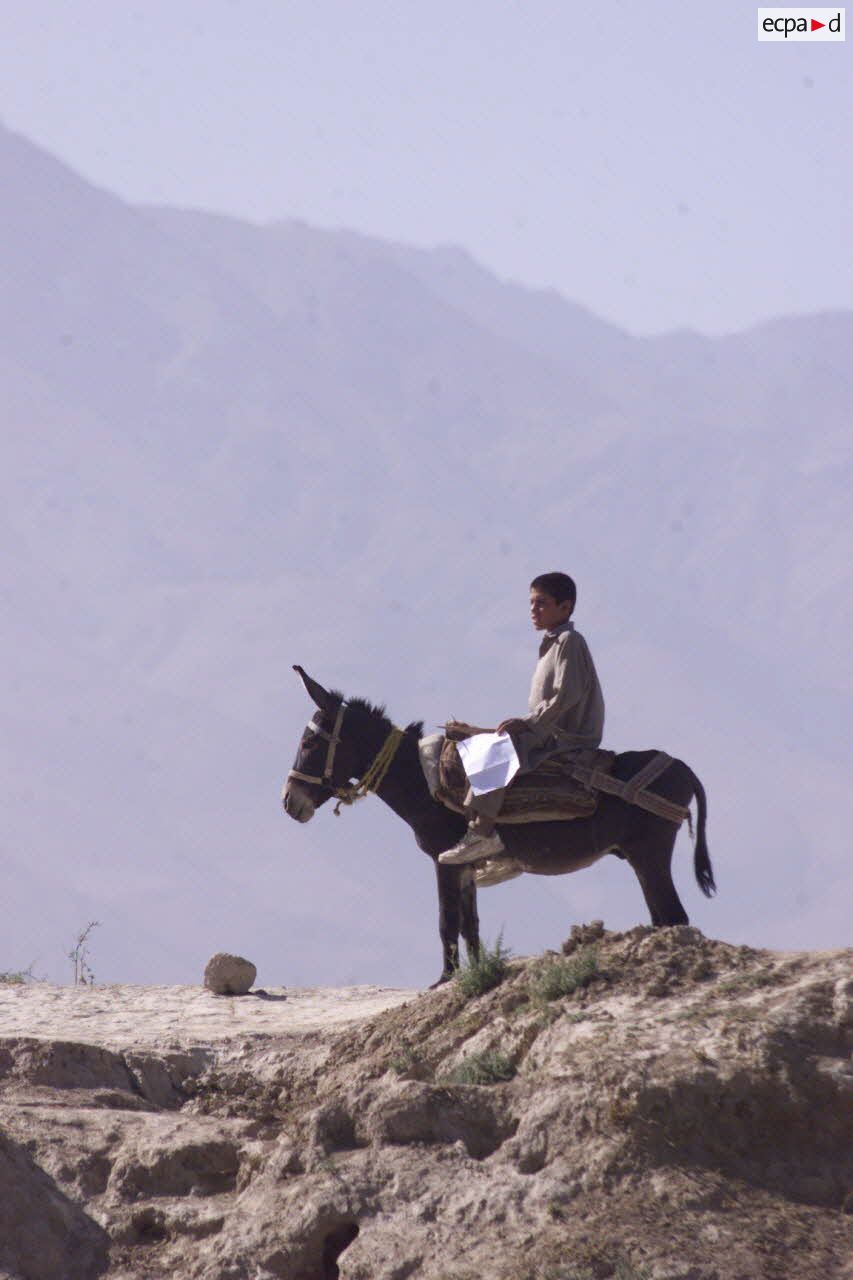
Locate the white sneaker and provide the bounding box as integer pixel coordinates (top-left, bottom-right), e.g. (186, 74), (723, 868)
(438, 829), (506, 865)
(475, 856), (523, 888)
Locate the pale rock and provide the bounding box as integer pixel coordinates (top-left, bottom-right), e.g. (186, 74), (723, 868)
(203, 953), (257, 995)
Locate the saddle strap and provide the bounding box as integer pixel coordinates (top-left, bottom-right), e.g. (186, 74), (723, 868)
(622, 751), (673, 801)
(571, 751), (689, 826)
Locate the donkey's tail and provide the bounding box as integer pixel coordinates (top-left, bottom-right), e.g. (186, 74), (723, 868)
(688, 769), (715, 897)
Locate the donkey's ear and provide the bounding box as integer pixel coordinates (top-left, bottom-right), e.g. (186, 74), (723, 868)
(293, 665), (336, 712)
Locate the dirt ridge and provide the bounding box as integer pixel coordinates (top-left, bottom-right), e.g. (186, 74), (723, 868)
(1, 926), (850, 1280)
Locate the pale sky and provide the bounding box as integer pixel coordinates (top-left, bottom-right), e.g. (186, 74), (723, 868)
(2, 0), (851, 334)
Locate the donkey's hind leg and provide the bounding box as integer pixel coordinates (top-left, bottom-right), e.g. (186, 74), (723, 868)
(623, 821), (688, 927)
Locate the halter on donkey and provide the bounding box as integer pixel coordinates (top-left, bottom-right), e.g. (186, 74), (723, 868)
(286, 667), (405, 815)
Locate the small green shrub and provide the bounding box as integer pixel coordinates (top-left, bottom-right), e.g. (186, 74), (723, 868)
(541, 1259), (650, 1280)
(0, 964), (37, 986)
(717, 967), (776, 994)
(531, 945), (598, 1002)
(444, 1049), (516, 1086)
(68, 920), (100, 986)
(538, 1265), (602, 1280)
(388, 1046), (422, 1077)
(613, 1261), (652, 1280)
(454, 932), (511, 998)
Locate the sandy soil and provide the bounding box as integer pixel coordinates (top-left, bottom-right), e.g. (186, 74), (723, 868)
(1, 932), (849, 1280)
(0, 982), (419, 1052)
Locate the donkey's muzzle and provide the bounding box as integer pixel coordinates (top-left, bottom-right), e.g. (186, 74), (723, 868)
(282, 779), (315, 823)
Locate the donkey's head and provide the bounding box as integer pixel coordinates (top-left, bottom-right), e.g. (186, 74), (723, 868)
(282, 666), (372, 822)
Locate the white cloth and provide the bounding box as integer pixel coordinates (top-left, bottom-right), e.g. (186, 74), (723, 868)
(457, 732), (521, 796)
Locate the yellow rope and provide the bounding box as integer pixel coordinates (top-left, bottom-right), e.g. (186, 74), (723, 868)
(333, 727), (405, 815)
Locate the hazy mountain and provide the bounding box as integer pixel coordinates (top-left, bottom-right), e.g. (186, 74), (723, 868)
(2, 122), (850, 986)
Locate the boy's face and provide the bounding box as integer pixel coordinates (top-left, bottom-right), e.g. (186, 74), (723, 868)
(529, 589), (573, 631)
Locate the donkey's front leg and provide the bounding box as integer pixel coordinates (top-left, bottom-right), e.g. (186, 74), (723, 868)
(458, 865), (481, 964)
(432, 861), (464, 986)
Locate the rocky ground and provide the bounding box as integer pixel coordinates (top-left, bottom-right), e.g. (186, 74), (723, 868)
(0, 926), (850, 1280)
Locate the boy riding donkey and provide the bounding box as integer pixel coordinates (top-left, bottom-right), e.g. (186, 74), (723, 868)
(439, 572), (605, 881)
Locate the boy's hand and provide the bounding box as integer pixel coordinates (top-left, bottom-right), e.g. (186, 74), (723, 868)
(496, 718), (527, 737)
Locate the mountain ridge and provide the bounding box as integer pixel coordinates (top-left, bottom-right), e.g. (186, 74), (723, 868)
(2, 123), (851, 988)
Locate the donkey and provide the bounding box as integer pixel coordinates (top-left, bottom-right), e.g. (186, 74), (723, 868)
(282, 667), (714, 987)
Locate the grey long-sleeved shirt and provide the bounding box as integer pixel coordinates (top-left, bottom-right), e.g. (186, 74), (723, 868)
(520, 620), (605, 760)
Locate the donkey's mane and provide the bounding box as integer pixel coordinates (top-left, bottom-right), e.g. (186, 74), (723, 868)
(333, 691), (423, 739)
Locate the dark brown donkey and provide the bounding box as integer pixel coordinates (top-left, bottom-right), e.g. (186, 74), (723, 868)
(282, 667), (714, 987)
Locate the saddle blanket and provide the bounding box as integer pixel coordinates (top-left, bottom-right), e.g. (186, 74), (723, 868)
(427, 721), (616, 824)
(419, 722), (689, 827)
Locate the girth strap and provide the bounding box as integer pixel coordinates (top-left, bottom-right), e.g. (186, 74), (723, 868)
(571, 751), (689, 826)
(622, 751), (673, 802)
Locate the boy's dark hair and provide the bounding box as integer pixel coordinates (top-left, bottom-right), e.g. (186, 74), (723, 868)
(530, 572), (577, 610)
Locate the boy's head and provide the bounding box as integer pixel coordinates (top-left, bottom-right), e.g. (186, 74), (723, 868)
(529, 572), (576, 631)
